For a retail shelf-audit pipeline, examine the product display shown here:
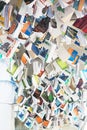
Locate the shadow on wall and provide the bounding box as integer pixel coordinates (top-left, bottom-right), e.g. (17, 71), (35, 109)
(15, 118), (28, 130)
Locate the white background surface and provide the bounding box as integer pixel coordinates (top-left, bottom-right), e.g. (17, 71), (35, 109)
(0, 59), (15, 130)
(0, 104), (14, 130)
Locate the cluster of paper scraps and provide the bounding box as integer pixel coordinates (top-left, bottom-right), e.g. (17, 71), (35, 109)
(0, 0), (87, 130)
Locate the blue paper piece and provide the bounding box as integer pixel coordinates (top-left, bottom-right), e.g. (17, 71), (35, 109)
(59, 73), (69, 81)
(32, 44), (39, 55)
(25, 25), (33, 36)
(80, 53), (87, 62)
(55, 98), (61, 107)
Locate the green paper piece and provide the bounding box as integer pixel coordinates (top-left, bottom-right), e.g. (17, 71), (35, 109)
(64, 111), (67, 115)
(42, 91), (49, 102)
(0, 53), (2, 59)
(7, 63), (18, 75)
(56, 58), (68, 70)
(48, 92), (54, 102)
(22, 79), (26, 88)
(27, 76), (32, 86)
(57, 6), (65, 13)
(45, 53), (48, 61)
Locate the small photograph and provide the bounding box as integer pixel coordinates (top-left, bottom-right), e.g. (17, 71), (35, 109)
(0, 42), (11, 53)
(41, 91), (49, 103)
(48, 92), (54, 103)
(40, 80), (48, 89)
(73, 0), (85, 11)
(37, 97), (43, 105)
(39, 47), (48, 58)
(56, 58), (68, 70)
(16, 95), (24, 104)
(24, 117), (34, 129)
(68, 47), (79, 64)
(54, 83), (60, 94)
(31, 44), (39, 55)
(16, 13), (22, 23)
(27, 106), (33, 113)
(73, 0), (80, 10)
(21, 22), (33, 36)
(33, 88), (42, 98)
(58, 72), (69, 84)
(23, 14), (34, 24)
(55, 98), (61, 108)
(42, 120), (50, 128)
(17, 109), (28, 122)
(65, 26), (78, 39)
(8, 21), (18, 34)
(41, 86), (54, 103)
(44, 32), (51, 41)
(80, 53), (87, 62)
(7, 62), (18, 75)
(27, 75), (32, 86)
(36, 105), (43, 114)
(35, 115), (43, 124)
(24, 96), (33, 107)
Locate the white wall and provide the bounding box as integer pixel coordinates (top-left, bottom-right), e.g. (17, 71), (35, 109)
(0, 104), (14, 130)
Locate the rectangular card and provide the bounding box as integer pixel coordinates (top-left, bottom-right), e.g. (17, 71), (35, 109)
(24, 96), (33, 107)
(65, 26), (78, 39)
(17, 109), (28, 122)
(41, 86), (54, 103)
(33, 88), (42, 98)
(58, 73), (69, 84)
(24, 117), (34, 129)
(55, 98), (61, 108)
(54, 82), (60, 94)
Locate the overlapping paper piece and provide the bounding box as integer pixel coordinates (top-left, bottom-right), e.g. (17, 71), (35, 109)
(0, 0), (87, 130)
